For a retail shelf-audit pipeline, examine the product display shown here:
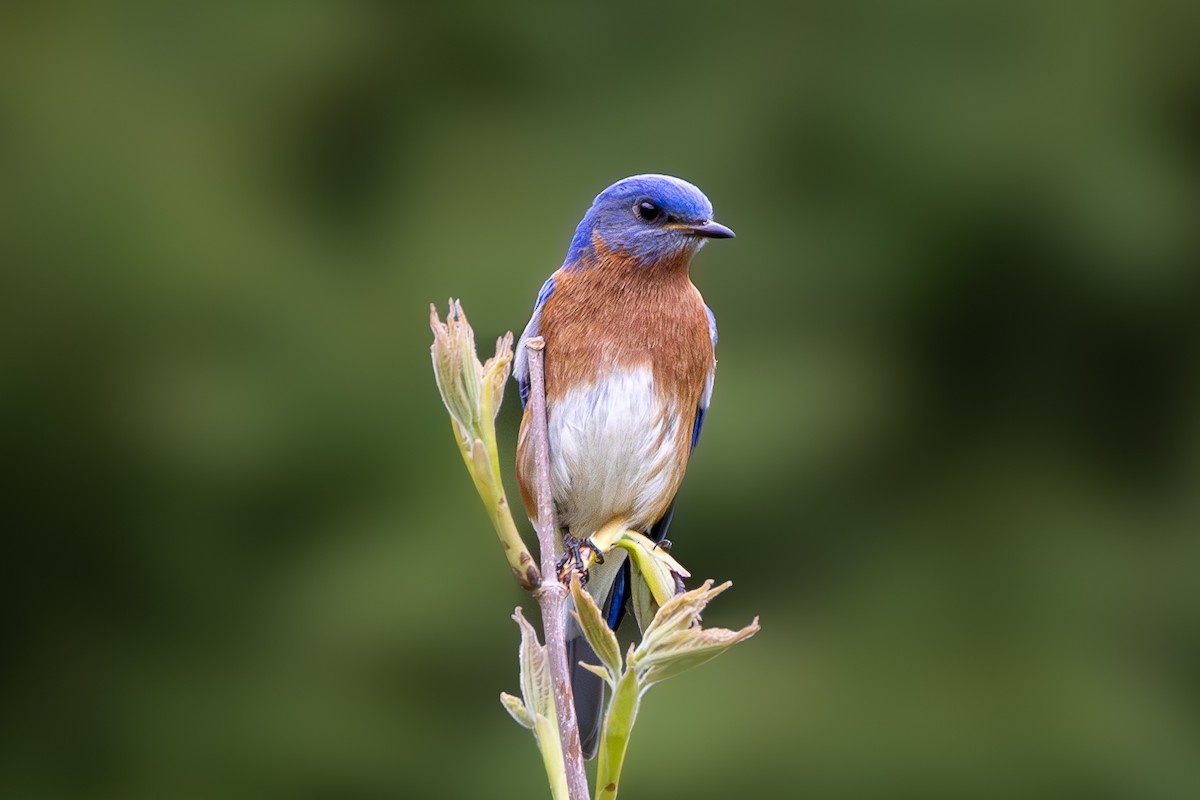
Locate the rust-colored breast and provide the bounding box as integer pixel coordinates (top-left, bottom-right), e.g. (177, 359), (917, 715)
(515, 242), (714, 523)
(539, 245), (713, 408)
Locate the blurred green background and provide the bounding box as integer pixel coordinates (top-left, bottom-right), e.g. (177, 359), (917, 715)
(4, 2), (1200, 798)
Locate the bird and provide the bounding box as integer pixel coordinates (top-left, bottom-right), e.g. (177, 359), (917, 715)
(512, 174), (734, 758)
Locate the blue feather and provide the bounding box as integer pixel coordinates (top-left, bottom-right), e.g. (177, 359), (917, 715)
(564, 174), (717, 267)
(536, 275), (556, 307)
(689, 303), (718, 451)
(691, 407), (707, 451)
(515, 275), (555, 407)
(605, 562), (629, 630)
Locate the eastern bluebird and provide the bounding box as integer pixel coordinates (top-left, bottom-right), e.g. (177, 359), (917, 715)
(513, 174), (734, 757)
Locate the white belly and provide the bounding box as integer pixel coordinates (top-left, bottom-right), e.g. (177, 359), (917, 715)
(548, 366), (683, 537)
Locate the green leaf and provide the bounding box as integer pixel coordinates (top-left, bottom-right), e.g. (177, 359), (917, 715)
(500, 691), (534, 729)
(512, 609), (571, 800)
(636, 618), (761, 687)
(613, 530), (689, 608)
(514, 608), (554, 724)
(429, 300), (483, 438)
(481, 331), (514, 415)
(576, 661), (611, 683)
(641, 580), (727, 643)
(593, 578), (761, 798)
(629, 567), (658, 635)
(569, 574), (621, 682)
(632, 581), (760, 688)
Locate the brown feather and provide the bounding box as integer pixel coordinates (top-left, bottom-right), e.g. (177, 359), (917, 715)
(516, 237), (714, 528)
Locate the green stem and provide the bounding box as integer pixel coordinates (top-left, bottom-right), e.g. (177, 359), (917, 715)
(455, 426), (541, 590)
(536, 717), (570, 800)
(594, 668), (640, 799)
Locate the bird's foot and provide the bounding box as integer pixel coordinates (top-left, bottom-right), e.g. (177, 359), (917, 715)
(583, 536), (605, 565)
(557, 534), (604, 583)
(654, 538), (673, 552)
(557, 534), (589, 582)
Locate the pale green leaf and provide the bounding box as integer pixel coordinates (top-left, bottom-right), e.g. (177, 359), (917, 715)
(613, 530), (689, 609)
(513, 607), (554, 723)
(641, 580), (729, 644)
(429, 301), (484, 439)
(569, 574), (621, 681)
(576, 661), (611, 683)
(629, 568), (658, 635)
(481, 332), (514, 416)
(500, 691), (534, 729)
(637, 617), (761, 687)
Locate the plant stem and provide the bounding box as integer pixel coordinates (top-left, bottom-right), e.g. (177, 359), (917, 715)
(594, 668), (639, 799)
(525, 336), (590, 800)
(458, 437), (540, 590)
(535, 717), (569, 800)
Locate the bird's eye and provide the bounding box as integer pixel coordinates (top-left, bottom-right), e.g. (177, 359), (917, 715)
(634, 200), (664, 223)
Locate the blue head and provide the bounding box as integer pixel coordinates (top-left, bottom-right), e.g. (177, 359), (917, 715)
(563, 174), (735, 268)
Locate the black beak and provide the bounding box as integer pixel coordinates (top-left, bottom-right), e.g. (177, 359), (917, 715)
(689, 220), (736, 239)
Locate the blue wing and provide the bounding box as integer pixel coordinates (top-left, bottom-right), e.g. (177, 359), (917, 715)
(691, 304), (718, 450)
(514, 275), (555, 407)
(691, 408), (707, 451)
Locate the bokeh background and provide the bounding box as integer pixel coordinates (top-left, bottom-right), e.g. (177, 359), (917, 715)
(4, 2), (1200, 798)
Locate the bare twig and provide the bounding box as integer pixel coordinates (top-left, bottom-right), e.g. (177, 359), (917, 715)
(525, 336), (589, 800)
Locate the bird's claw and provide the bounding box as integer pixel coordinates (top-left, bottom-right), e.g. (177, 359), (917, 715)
(557, 534), (604, 583)
(584, 537), (605, 565)
(557, 534), (588, 583)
